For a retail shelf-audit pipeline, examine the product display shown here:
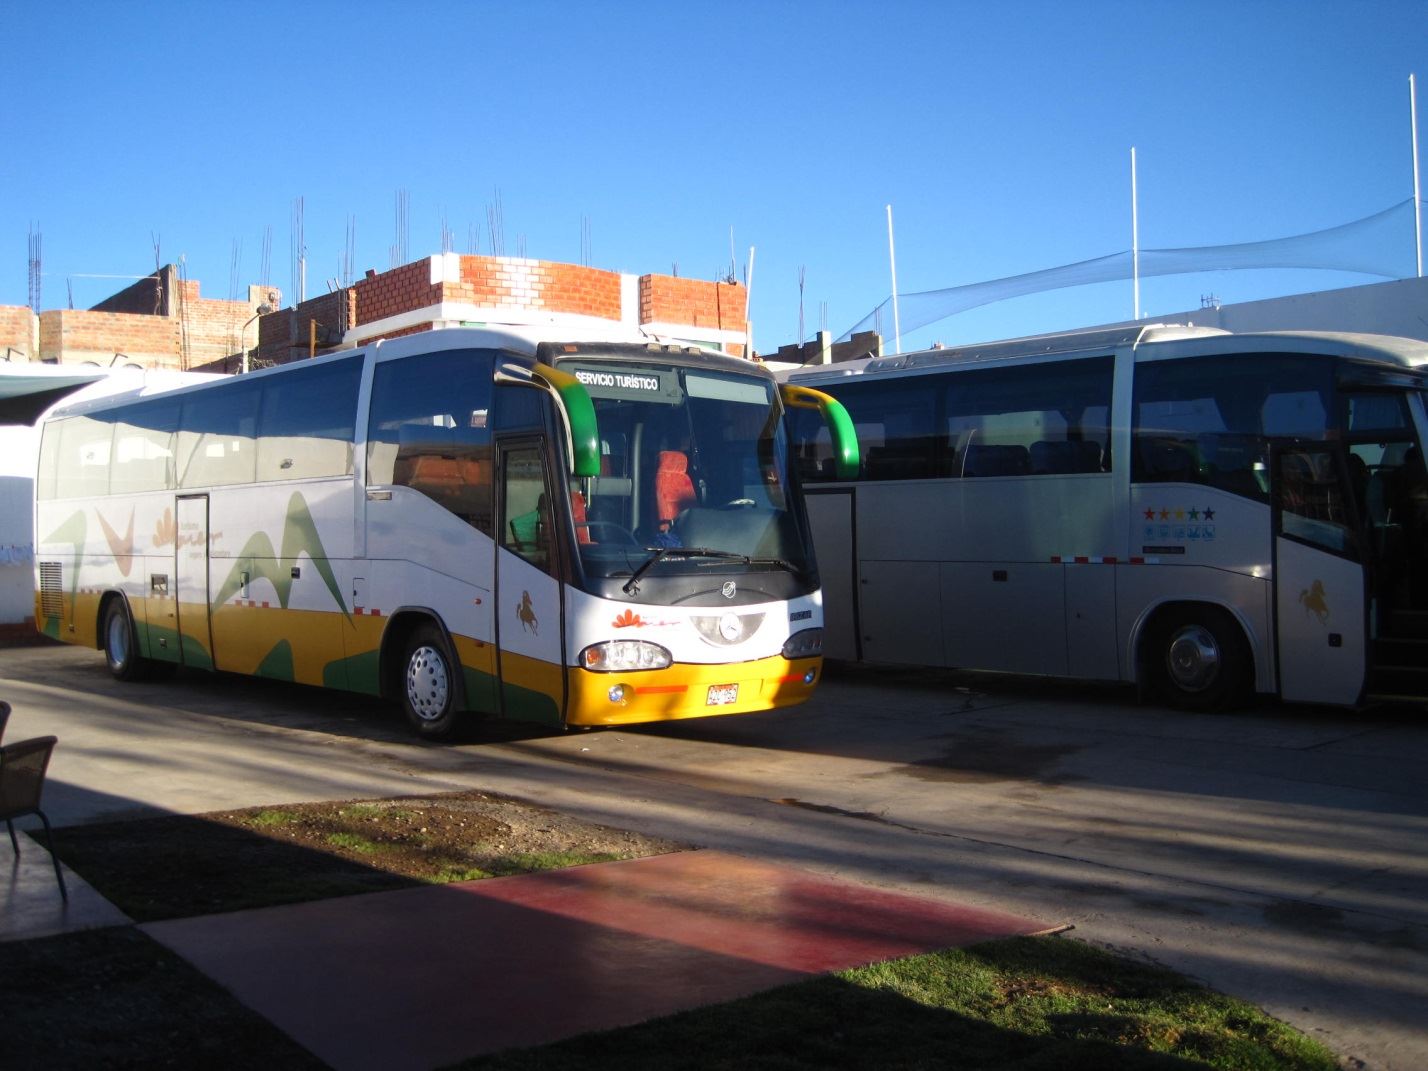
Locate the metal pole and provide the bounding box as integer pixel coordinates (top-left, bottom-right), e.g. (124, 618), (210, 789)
(1131, 147), (1141, 320)
(240, 312), (259, 374)
(744, 245), (756, 357)
(886, 204), (902, 353)
(1412, 74), (1422, 278)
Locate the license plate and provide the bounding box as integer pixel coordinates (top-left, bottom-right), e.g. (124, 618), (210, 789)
(706, 683), (739, 706)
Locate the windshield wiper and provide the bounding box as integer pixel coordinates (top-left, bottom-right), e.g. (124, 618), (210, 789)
(745, 556), (801, 576)
(622, 547), (749, 594)
(621, 548), (802, 594)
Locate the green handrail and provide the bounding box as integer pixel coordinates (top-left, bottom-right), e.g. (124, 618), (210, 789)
(780, 384), (860, 480)
(531, 362), (601, 478)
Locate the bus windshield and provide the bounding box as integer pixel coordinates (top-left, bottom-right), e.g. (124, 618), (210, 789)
(556, 361), (813, 588)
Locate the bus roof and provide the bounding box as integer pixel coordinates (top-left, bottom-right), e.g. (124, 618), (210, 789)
(46, 326), (769, 422)
(785, 323), (1223, 380)
(783, 323), (1428, 382)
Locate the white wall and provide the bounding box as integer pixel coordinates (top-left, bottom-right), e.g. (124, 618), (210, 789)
(1153, 276), (1428, 341)
(0, 428), (39, 627)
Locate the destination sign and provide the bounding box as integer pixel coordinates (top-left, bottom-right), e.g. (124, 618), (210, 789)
(567, 365), (676, 403)
(574, 369), (662, 392)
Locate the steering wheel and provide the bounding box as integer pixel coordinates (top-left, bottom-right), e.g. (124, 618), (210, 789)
(580, 521), (639, 545)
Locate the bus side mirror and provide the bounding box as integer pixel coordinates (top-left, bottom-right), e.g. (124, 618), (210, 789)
(780, 384), (860, 480)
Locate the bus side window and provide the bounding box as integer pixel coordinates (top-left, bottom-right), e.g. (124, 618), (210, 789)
(177, 380), (261, 488)
(1279, 448), (1352, 553)
(1134, 353), (1333, 501)
(501, 451), (553, 574)
(367, 349), (496, 536)
(111, 402), (179, 494)
(256, 357), (360, 482)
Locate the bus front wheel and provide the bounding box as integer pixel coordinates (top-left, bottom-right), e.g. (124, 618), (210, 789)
(399, 625), (463, 739)
(1148, 606), (1250, 712)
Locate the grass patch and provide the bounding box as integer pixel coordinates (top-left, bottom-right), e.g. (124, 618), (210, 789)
(49, 789), (685, 922)
(246, 808), (297, 827)
(323, 831), (383, 855)
(455, 937), (1339, 1070)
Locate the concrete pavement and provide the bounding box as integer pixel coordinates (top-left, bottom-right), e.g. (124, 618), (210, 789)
(3, 644), (1426, 1069)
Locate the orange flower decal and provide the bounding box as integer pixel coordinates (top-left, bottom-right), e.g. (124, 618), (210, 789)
(153, 507), (176, 548)
(612, 609), (645, 628)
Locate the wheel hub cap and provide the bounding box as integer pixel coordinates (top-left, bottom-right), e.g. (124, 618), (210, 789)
(406, 646), (449, 721)
(108, 614), (129, 665)
(1166, 625), (1220, 693)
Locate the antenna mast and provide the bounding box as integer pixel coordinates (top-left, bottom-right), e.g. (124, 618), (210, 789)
(291, 197), (306, 305)
(798, 265), (806, 343)
(27, 224), (41, 311)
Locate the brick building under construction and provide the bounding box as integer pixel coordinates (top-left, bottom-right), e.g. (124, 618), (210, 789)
(0, 255), (749, 372)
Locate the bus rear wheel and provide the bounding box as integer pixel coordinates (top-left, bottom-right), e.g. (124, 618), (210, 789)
(1149, 606), (1250, 712)
(102, 598), (151, 682)
(399, 625), (463, 739)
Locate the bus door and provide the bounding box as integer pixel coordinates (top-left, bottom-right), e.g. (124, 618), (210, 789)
(494, 438), (567, 725)
(1272, 444), (1366, 705)
(803, 489), (859, 660)
(174, 494), (215, 669)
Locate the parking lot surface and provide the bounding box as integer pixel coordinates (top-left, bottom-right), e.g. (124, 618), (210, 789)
(3, 645), (1425, 1070)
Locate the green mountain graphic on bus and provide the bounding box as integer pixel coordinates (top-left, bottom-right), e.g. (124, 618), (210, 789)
(213, 492), (350, 621)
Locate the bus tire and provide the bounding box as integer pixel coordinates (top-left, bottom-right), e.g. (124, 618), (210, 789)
(1149, 605), (1250, 712)
(399, 624), (463, 739)
(102, 597), (150, 682)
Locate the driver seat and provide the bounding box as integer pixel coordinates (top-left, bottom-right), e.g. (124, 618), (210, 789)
(571, 489), (592, 544)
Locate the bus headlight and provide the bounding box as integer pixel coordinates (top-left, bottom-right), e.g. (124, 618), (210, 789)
(580, 640), (673, 672)
(782, 628), (823, 659)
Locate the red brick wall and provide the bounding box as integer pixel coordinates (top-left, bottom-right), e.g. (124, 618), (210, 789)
(639, 275), (747, 332)
(442, 256), (624, 321)
(250, 289), (354, 367)
(38, 309), (182, 367)
(183, 295), (252, 367)
(353, 260), (441, 325)
(249, 256), (750, 363)
(75, 267), (264, 370)
(362, 321), (436, 343)
(0, 305), (35, 359)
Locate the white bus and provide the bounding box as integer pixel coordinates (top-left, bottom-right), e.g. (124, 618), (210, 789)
(34, 326), (858, 738)
(785, 324), (1428, 709)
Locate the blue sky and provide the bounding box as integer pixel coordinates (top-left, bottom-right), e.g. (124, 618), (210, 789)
(4, 0), (1425, 354)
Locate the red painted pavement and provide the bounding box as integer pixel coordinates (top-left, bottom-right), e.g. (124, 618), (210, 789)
(143, 850), (1054, 1071)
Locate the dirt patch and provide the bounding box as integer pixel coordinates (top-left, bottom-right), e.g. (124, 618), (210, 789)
(53, 789), (688, 922)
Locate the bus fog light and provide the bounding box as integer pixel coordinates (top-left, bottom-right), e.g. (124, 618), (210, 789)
(782, 628), (823, 659)
(581, 640), (673, 673)
(803, 668), (817, 684)
(608, 684), (627, 703)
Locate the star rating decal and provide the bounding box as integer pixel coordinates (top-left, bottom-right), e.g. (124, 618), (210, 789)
(1141, 505), (1220, 544)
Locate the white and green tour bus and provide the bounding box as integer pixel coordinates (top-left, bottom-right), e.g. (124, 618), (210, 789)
(34, 326), (858, 737)
(785, 324), (1427, 710)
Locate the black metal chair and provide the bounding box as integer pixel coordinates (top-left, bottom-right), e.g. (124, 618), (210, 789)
(0, 735), (67, 900)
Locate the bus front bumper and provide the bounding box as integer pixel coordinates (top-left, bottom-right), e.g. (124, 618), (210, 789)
(566, 655), (822, 726)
